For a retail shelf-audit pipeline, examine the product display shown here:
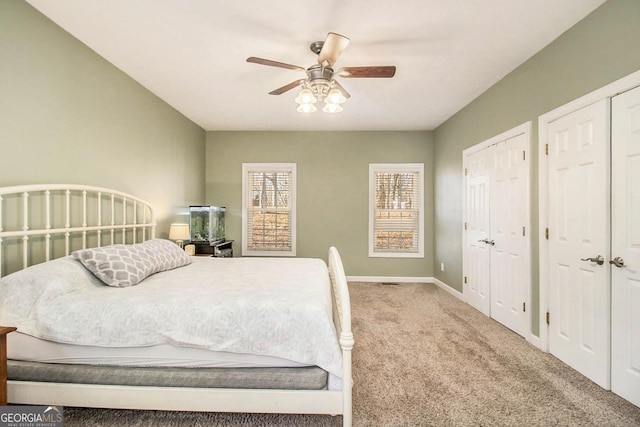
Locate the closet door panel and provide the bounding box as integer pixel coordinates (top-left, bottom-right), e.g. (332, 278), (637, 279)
(547, 99), (610, 389)
(463, 149), (492, 316)
(611, 86), (640, 407)
(490, 135), (529, 337)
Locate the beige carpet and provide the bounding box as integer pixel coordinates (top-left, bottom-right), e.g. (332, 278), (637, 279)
(63, 282), (640, 426)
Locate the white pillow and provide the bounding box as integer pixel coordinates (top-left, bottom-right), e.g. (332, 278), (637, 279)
(73, 239), (191, 287)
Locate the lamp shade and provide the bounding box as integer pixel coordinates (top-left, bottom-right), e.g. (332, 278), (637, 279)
(325, 88), (346, 104)
(294, 88), (317, 105)
(323, 103), (343, 113)
(296, 103), (317, 113)
(169, 223), (190, 241)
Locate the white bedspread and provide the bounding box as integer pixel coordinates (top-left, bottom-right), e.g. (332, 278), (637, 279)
(0, 256), (342, 380)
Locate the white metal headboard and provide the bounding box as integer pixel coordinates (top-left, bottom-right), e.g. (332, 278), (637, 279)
(0, 184), (156, 277)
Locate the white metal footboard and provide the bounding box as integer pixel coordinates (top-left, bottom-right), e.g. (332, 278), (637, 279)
(329, 246), (354, 426)
(0, 184), (155, 277)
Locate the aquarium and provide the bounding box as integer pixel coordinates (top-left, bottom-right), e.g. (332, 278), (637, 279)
(189, 206), (226, 244)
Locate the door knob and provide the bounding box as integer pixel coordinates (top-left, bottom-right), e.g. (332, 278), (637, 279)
(476, 239), (495, 246)
(609, 257), (625, 268)
(581, 255), (604, 265)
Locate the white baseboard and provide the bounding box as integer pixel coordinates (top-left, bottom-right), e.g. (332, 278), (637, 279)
(527, 333), (544, 350)
(346, 276), (431, 284)
(347, 276), (463, 300)
(430, 277), (463, 300)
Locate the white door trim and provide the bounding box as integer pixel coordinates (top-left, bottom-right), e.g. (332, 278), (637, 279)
(462, 121), (532, 342)
(538, 69), (640, 352)
(463, 122), (532, 156)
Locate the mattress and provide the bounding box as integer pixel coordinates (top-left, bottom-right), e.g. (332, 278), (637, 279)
(7, 361), (329, 390)
(7, 332), (339, 390)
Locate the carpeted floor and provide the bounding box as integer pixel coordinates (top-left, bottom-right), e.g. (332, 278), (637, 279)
(62, 282), (640, 426)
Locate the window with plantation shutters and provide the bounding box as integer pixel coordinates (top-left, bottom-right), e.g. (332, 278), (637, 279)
(242, 163), (296, 256)
(369, 163), (424, 258)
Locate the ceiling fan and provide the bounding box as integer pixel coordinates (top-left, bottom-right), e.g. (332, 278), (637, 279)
(247, 32), (396, 113)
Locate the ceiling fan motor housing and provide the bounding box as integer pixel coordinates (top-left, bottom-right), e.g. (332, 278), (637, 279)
(306, 64), (333, 98)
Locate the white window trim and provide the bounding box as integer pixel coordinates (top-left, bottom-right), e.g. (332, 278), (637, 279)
(242, 163), (296, 257)
(369, 163), (424, 258)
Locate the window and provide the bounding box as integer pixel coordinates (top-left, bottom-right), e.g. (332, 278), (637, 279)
(242, 163), (296, 256)
(369, 163), (424, 258)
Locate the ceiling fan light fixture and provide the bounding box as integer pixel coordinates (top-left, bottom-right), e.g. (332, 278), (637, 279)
(296, 103), (317, 113)
(323, 103), (343, 114)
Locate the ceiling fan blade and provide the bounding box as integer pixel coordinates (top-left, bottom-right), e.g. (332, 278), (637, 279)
(247, 57), (306, 72)
(332, 80), (351, 99)
(318, 33), (350, 67)
(268, 79), (306, 95)
(337, 66), (396, 78)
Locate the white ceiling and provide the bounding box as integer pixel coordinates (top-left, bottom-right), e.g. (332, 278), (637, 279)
(26, 0), (606, 131)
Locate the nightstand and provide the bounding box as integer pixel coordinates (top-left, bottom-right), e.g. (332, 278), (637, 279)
(0, 326), (17, 405)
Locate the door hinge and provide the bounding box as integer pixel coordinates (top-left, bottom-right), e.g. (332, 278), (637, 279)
(523, 302), (526, 312)
(464, 276), (467, 284)
(545, 143), (549, 155)
(545, 228), (549, 240)
(522, 226), (526, 237)
(464, 222), (467, 230)
(523, 150), (526, 161)
(546, 312), (550, 325)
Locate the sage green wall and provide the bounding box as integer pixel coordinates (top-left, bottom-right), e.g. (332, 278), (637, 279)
(433, 0), (640, 333)
(0, 1), (206, 239)
(206, 131), (434, 277)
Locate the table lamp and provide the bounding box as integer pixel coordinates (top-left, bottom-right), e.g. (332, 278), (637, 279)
(169, 223), (190, 248)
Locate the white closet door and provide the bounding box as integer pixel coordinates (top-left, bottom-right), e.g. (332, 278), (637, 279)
(490, 134), (529, 337)
(611, 86), (640, 407)
(464, 148), (492, 316)
(547, 99), (610, 388)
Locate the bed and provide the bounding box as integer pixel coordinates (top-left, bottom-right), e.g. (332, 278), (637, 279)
(0, 184), (353, 426)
